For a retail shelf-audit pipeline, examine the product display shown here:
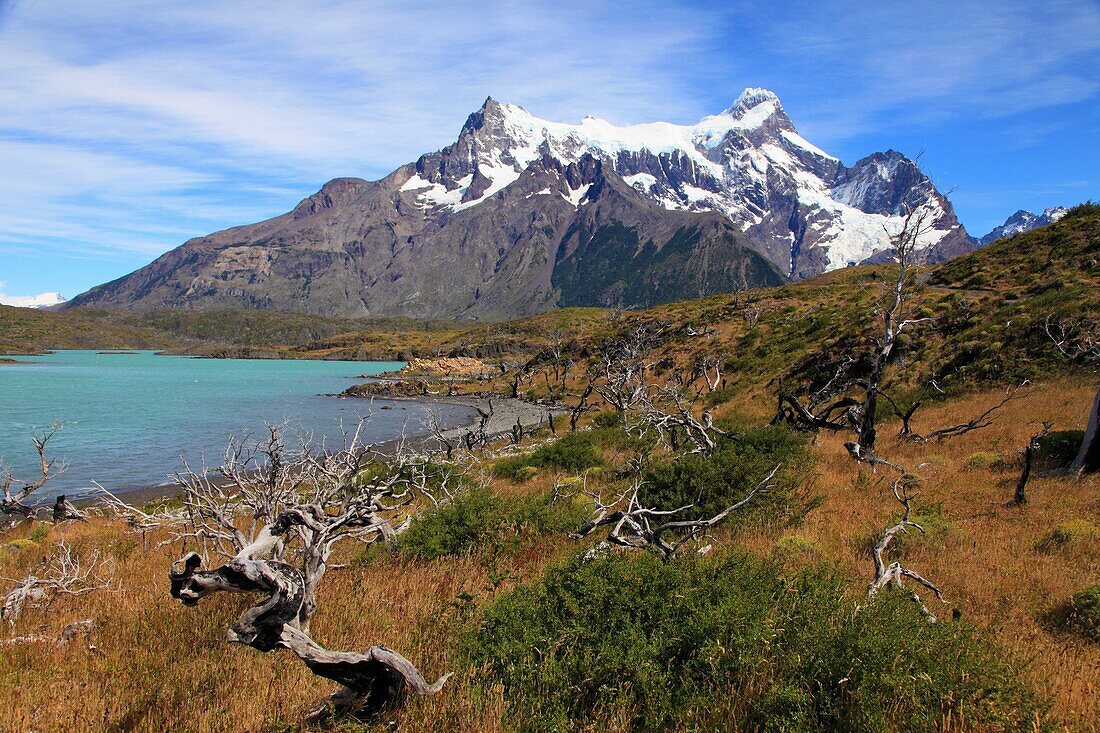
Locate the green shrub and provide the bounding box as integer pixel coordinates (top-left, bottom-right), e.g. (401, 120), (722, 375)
(773, 533), (819, 561)
(398, 486), (587, 560)
(512, 465), (540, 483)
(469, 552), (1043, 732)
(702, 384), (737, 407)
(1036, 519), (1098, 552)
(28, 524), (49, 542)
(1049, 583), (1100, 643)
(1065, 200), (1100, 219)
(506, 490), (589, 537)
(399, 487), (501, 559)
(965, 451), (1006, 471)
(494, 432), (605, 479)
(591, 411), (623, 429)
(641, 426), (817, 528)
(1036, 430), (1085, 471)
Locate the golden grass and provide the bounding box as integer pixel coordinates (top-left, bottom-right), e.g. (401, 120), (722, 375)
(0, 379), (1097, 731)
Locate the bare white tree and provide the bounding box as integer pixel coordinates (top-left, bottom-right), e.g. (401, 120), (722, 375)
(865, 474), (948, 623)
(570, 466), (778, 560)
(1, 424), (66, 521)
(1, 540), (114, 624)
(164, 420), (450, 717)
(592, 324), (665, 414)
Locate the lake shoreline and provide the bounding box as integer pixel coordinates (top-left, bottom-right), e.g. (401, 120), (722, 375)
(78, 393), (557, 507)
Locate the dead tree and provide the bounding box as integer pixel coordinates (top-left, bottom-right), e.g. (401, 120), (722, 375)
(1, 424), (65, 521)
(773, 356), (862, 434)
(592, 323), (665, 413)
(633, 383), (729, 453)
(170, 547), (450, 717)
(462, 400), (495, 452)
(538, 329), (573, 405)
(568, 381), (595, 433)
(591, 321), (731, 452)
(1, 540), (113, 624)
(866, 473), (948, 623)
(1046, 316), (1100, 474)
(896, 381), (1030, 444)
(94, 483), (190, 550)
(1011, 422), (1053, 506)
(856, 203), (939, 452)
(173, 421), (416, 633)
(570, 466), (778, 560)
(689, 355), (724, 393)
(771, 202), (937, 448)
(424, 410), (458, 460)
(165, 421), (447, 716)
(2, 618), (96, 648)
(776, 201), (1015, 456)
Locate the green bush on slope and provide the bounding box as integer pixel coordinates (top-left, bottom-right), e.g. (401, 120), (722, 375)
(492, 431), (607, 479)
(1049, 583), (1100, 644)
(469, 552), (1046, 732)
(641, 426), (818, 528)
(397, 486), (586, 560)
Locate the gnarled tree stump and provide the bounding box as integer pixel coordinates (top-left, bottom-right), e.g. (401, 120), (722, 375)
(169, 551), (450, 717)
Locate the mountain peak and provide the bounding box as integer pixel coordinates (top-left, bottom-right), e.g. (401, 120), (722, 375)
(725, 87), (781, 117)
(979, 205), (1067, 246)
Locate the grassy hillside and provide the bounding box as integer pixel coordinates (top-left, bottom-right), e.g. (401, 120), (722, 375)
(0, 305), (181, 354)
(509, 202), (1100, 404)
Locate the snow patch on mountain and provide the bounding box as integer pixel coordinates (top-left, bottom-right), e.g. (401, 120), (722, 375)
(623, 172), (658, 191)
(562, 183), (592, 207)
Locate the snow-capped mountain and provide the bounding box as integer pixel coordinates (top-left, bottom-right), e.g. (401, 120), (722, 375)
(66, 89), (973, 319)
(0, 291), (67, 309)
(979, 207), (1068, 246)
(403, 88), (971, 278)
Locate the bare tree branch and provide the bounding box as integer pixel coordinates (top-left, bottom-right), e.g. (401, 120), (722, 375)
(1, 541), (114, 624)
(1, 423), (67, 520)
(865, 474), (948, 623)
(571, 466), (779, 560)
(1010, 422), (1053, 506)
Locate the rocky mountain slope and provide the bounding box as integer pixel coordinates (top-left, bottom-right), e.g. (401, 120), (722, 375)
(978, 206), (1067, 246)
(67, 89), (972, 319)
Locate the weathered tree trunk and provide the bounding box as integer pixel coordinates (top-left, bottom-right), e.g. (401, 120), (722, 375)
(1074, 382), (1100, 475)
(169, 551), (449, 716)
(1012, 423), (1052, 506)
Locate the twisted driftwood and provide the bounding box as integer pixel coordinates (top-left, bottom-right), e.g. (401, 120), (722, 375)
(170, 548), (450, 716)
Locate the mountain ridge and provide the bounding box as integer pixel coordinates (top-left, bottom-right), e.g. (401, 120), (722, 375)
(978, 206), (1068, 246)
(67, 88), (973, 319)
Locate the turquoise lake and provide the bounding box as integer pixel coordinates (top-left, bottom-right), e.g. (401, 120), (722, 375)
(0, 350), (475, 501)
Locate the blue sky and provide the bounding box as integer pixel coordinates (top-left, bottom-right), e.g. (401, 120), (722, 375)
(0, 0), (1097, 301)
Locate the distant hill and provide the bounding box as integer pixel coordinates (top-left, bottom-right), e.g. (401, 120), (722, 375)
(0, 305), (176, 354)
(13, 204), (1098, 379)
